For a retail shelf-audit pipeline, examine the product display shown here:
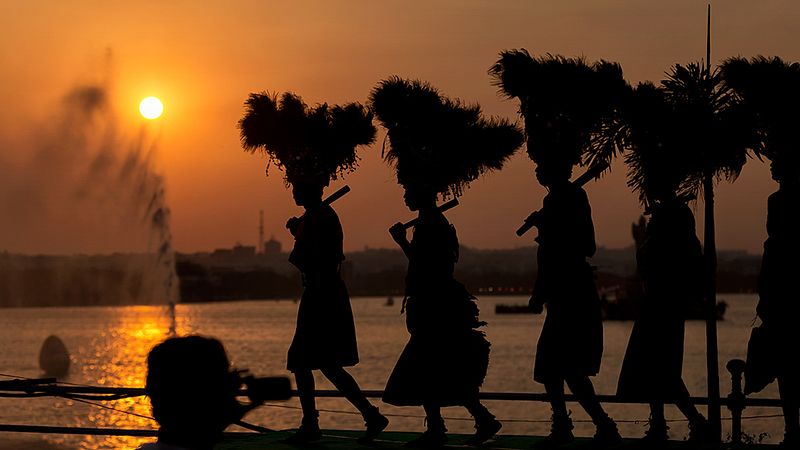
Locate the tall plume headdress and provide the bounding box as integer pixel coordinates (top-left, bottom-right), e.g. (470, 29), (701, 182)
(623, 82), (697, 206)
(238, 91), (376, 185)
(722, 56), (800, 169)
(369, 77), (524, 198)
(489, 49), (629, 174)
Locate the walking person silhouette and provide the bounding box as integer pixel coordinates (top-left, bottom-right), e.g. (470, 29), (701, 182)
(238, 91), (388, 444)
(370, 77), (523, 447)
(722, 56), (800, 449)
(490, 51), (627, 447)
(616, 82), (711, 444)
(526, 160), (620, 447)
(755, 159), (800, 448)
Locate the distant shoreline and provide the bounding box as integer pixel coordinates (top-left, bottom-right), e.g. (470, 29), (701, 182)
(0, 291), (755, 309)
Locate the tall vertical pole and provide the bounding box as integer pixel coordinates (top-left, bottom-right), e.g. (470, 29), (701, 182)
(704, 3), (722, 441)
(706, 5), (711, 69)
(259, 210), (265, 254)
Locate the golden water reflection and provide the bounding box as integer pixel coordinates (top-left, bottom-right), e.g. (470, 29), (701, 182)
(48, 305), (195, 450)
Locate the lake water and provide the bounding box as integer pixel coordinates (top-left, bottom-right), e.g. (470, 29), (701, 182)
(0, 294), (785, 448)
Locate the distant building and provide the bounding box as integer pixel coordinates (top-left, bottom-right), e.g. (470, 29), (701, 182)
(232, 243), (256, 258)
(263, 236), (282, 255)
(211, 243), (256, 260)
(211, 248), (233, 258)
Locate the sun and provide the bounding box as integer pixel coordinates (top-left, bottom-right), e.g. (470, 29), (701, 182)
(139, 96), (164, 120)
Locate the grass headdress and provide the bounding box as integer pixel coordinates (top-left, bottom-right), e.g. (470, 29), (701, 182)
(370, 77), (524, 197)
(238, 91), (376, 186)
(490, 50), (629, 173)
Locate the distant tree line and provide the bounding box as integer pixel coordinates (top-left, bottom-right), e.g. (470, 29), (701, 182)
(0, 248), (760, 307)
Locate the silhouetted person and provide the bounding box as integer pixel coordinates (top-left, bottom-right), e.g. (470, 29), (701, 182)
(139, 336), (261, 450)
(527, 162), (620, 447)
(756, 161), (800, 448)
(369, 76), (520, 447)
(616, 193), (711, 443)
(238, 89), (385, 443)
(285, 179), (388, 444)
(383, 186), (500, 447)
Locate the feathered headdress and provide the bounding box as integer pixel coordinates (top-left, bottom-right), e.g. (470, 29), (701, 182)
(489, 49), (629, 172)
(722, 56), (800, 169)
(369, 77), (524, 197)
(623, 82), (696, 205)
(238, 91), (376, 185)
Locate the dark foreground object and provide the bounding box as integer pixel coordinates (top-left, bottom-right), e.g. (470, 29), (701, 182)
(215, 430), (778, 449)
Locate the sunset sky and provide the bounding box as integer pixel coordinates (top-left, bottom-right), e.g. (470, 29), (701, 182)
(1, 1), (798, 255)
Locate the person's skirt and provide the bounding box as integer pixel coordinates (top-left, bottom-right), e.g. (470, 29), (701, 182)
(616, 308), (686, 401)
(383, 329), (489, 407)
(286, 277), (359, 372)
(383, 286), (490, 407)
(533, 274), (603, 384)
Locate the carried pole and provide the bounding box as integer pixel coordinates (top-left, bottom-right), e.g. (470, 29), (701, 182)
(703, 3), (722, 440)
(402, 199), (459, 229)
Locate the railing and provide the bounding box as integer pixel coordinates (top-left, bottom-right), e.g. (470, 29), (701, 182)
(0, 359), (778, 444)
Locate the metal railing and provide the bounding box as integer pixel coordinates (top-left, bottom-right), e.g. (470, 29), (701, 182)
(0, 358), (778, 444)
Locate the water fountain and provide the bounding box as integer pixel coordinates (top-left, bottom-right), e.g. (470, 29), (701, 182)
(0, 80), (177, 307)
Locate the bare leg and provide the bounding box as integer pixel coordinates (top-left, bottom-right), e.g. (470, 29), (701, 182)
(646, 401), (669, 441)
(284, 370), (322, 443)
(779, 374), (800, 441)
(667, 377), (715, 443)
(464, 397), (502, 444)
(541, 379), (574, 445)
(423, 403), (443, 422)
(403, 403), (447, 447)
(423, 403), (446, 433)
(294, 370), (317, 420)
(650, 401), (666, 423)
(320, 366), (372, 414)
(464, 399), (494, 423)
(543, 380), (568, 419)
(565, 376), (609, 425)
(565, 376), (620, 444)
(671, 380), (705, 423)
(320, 366), (388, 441)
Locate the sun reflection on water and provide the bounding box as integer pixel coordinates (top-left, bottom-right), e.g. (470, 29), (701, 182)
(52, 305), (195, 450)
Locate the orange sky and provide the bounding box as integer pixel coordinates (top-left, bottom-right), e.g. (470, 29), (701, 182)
(1, 1), (798, 255)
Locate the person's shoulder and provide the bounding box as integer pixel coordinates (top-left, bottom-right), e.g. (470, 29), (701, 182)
(427, 211), (451, 230)
(570, 182), (588, 196)
(306, 204), (340, 224)
(413, 211), (450, 234)
(320, 203), (340, 219)
(562, 183), (589, 205)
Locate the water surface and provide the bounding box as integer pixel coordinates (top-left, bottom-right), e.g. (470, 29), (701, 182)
(0, 294), (782, 448)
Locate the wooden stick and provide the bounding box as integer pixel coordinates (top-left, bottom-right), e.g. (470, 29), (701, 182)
(323, 185), (350, 204)
(516, 162), (609, 237)
(402, 198), (459, 229)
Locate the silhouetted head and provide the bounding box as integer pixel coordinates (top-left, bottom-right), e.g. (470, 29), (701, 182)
(770, 159), (800, 187)
(648, 183), (679, 205)
(291, 179), (327, 207)
(403, 186), (437, 212)
(146, 336), (241, 450)
(535, 161), (573, 188)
